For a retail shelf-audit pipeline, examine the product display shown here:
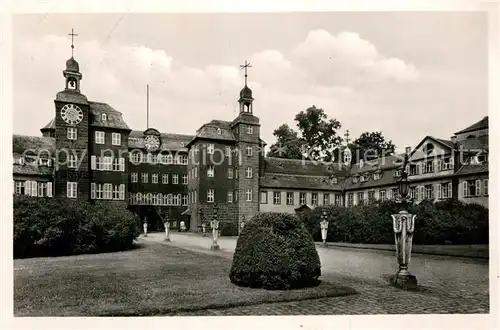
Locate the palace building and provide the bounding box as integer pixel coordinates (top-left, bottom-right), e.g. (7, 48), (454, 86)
(13, 50), (489, 235)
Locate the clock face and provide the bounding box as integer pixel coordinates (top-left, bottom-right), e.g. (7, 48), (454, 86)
(61, 104), (83, 125)
(144, 135), (161, 151)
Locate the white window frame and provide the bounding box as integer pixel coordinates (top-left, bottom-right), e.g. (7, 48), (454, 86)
(227, 191), (233, 203)
(311, 193), (318, 206)
(172, 174), (179, 184)
(162, 174), (168, 184)
(273, 191), (281, 205)
(207, 166), (215, 178)
(247, 126), (253, 134)
(299, 192), (306, 205)
(323, 193), (330, 205)
(484, 179), (488, 196)
(68, 154), (77, 168)
(246, 189), (253, 202)
(228, 168), (233, 179)
(207, 189), (214, 203)
(286, 192), (294, 205)
(246, 167), (253, 178)
(111, 133), (121, 146)
(152, 173), (158, 184)
(379, 189), (386, 201)
(95, 131), (105, 144)
(141, 173), (148, 183)
(246, 146), (253, 156)
(207, 144), (215, 155)
(260, 191), (268, 204)
(67, 127), (77, 140)
(67, 182), (77, 198)
(182, 175), (188, 185)
(131, 172), (138, 182)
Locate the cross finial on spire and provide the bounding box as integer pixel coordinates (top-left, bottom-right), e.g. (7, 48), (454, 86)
(68, 28), (78, 57)
(344, 129), (350, 144)
(240, 60), (252, 86)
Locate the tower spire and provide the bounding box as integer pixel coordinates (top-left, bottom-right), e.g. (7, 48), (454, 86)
(239, 60), (252, 86)
(68, 28), (78, 58)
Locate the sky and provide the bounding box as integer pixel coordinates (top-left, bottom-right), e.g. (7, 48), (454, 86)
(12, 12), (488, 151)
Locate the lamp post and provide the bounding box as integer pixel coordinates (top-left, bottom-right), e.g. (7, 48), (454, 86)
(199, 209), (206, 236)
(390, 152), (418, 290)
(320, 210), (329, 247)
(210, 203), (220, 251)
(143, 216), (148, 237)
(164, 214), (170, 242)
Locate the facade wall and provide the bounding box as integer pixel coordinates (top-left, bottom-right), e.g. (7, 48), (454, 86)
(259, 189), (342, 213)
(457, 174), (489, 208)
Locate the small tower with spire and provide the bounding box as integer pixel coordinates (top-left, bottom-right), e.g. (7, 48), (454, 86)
(238, 60), (254, 114)
(63, 28), (83, 92)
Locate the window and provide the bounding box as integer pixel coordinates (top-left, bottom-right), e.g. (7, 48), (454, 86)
(286, 192), (294, 205)
(246, 189), (253, 202)
(166, 154), (173, 164)
(260, 191), (268, 204)
(67, 182), (77, 198)
(246, 146), (253, 156)
(68, 154), (77, 168)
(152, 173), (158, 184)
(273, 192), (281, 205)
(217, 128), (222, 135)
(464, 180), (481, 197)
(207, 189), (214, 203)
(182, 195), (188, 206)
(130, 152), (141, 164)
(131, 172), (138, 182)
(172, 174), (179, 184)
(246, 167), (253, 178)
(247, 126), (253, 134)
(207, 144), (215, 155)
(359, 175), (366, 182)
(101, 113), (107, 121)
(37, 182), (48, 197)
(14, 181), (24, 195)
(95, 131), (105, 144)
(347, 193), (354, 206)
(167, 194), (173, 205)
(379, 189), (386, 201)
(182, 175), (188, 185)
(111, 133), (121, 146)
(424, 160), (434, 173)
(394, 169), (402, 177)
(484, 179), (488, 196)
(410, 187), (417, 200)
(323, 193), (330, 205)
(442, 157), (453, 170)
(311, 193), (318, 206)
(181, 155), (188, 165)
(392, 188), (400, 200)
(112, 158), (120, 171)
(373, 173), (381, 180)
(368, 191), (376, 203)
(162, 174), (168, 184)
(173, 194), (181, 206)
(228, 168), (233, 179)
(299, 192), (306, 205)
(424, 185), (434, 200)
(141, 173), (148, 183)
(438, 182), (452, 199)
(227, 191), (233, 203)
(409, 164), (419, 176)
(207, 166), (215, 177)
(67, 128), (77, 140)
(357, 192), (364, 205)
(352, 176), (358, 183)
(225, 146), (231, 157)
(335, 194), (342, 206)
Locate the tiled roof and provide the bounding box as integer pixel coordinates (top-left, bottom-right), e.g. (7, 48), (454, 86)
(89, 101), (130, 130)
(13, 161), (53, 176)
(196, 120), (236, 141)
(128, 130), (194, 151)
(231, 113), (260, 127)
(434, 138), (454, 148)
(455, 116), (488, 134)
(263, 157), (342, 177)
(345, 168), (398, 190)
(457, 135), (488, 150)
(40, 118), (55, 131)
(260, 173), (342, 191)
(55, 90), (88, 104)
(455, 163), (489, 176)
(12, 135), (55, 154)
(350, 154), (403, 174)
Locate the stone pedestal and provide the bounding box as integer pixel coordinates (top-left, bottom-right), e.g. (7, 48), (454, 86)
(390, 210), (418, 290)
(164, 221), (170, 242)
(321, 240), (328, 248)
(210, 244), (220, 251)
(143, 222), (148, 237)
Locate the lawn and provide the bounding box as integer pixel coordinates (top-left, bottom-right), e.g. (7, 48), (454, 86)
(14, 241), (356, 316)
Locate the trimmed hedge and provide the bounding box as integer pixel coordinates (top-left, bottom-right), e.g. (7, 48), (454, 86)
(230, 212), (321, 290)
(298, 199), (489, 245)
(14, 196), (141, 258)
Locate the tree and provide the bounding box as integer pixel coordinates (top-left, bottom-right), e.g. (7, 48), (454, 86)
(295, 106), (342, 162)
(267, 106), (342, 162)
(350, 131), (396, 164)
(266, 124), (306, 160)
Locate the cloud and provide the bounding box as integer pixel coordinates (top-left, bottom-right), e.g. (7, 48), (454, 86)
(14, 29), (421, 148)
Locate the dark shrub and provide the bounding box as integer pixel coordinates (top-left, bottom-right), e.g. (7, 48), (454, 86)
(229, 212), (321, 290)
(14, 196), (141, 258)
(302, 200), (488, 245)
(220, 221), (239, 236)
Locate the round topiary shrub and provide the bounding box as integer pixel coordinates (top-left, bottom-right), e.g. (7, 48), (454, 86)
(229, 212), (321, 290)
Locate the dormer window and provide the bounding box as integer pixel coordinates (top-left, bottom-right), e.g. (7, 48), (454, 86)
(394, 169), (402, 177)
(359, 175), (366, 182)
(102, 113), (107, 121)
(217, 128), (222, 135)
(38, 158), (51, 166)
(423, 142), (435, 155)
(373, 172), (381, 180)
(180, 142), (185, 147)
(331, 177), (338, 184)
(352, 176), (358, 183)
(247, 126), (254, 134)
(15, 157), (25, 165)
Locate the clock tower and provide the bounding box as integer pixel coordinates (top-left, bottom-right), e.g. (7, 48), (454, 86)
(53, 32), (91, 199)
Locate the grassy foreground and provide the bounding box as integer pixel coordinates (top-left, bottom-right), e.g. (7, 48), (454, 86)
(14, 241), (356, 316)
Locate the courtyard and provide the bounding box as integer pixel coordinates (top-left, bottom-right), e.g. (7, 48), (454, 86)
(14, 232), (489, 316)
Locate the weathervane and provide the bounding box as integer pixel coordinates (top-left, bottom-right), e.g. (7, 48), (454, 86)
(240, 60), (252, 86)
(68, 28), (78, 57)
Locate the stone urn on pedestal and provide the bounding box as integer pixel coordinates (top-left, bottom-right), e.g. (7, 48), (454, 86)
(320, 210), (329, 247)
(389, 152), (418, 290)
(210, 203), (220, 251)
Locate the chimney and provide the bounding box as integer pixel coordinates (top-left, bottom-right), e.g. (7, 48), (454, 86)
(451, 136), (457, 144)
(405, 146), (411, 155)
